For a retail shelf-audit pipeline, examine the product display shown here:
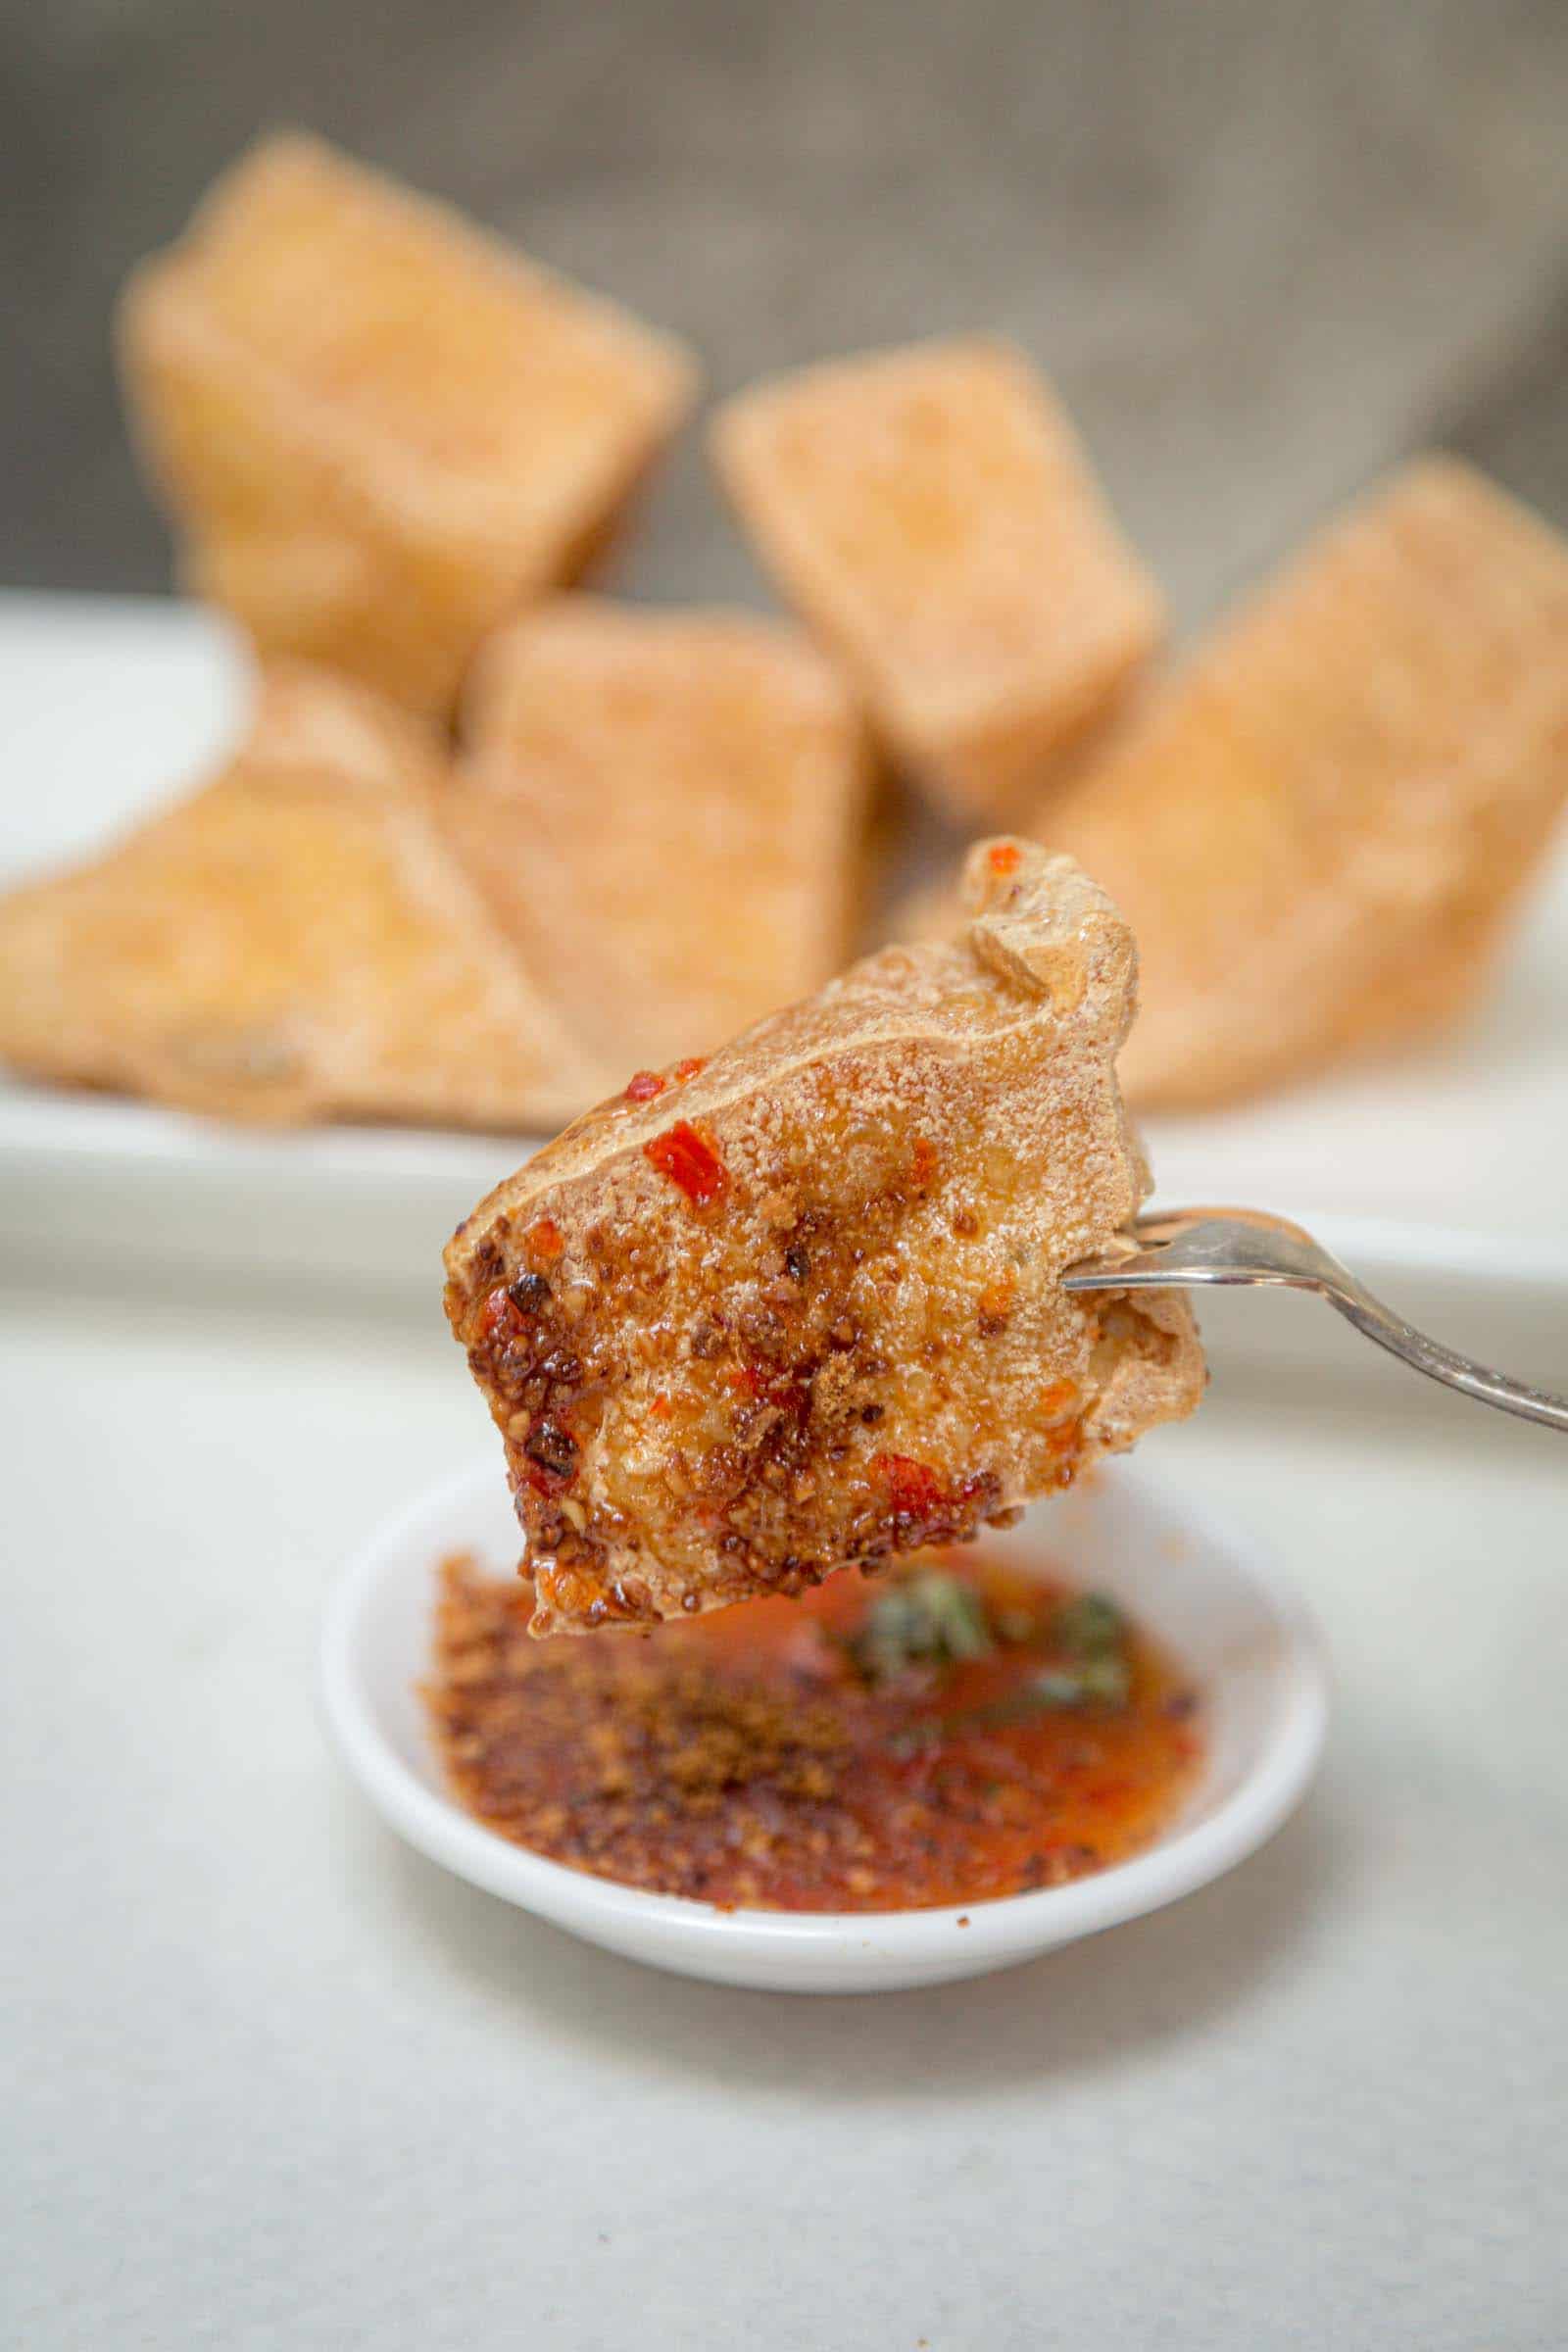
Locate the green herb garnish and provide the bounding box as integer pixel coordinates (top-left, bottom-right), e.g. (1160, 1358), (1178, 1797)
(1056, 1651), (1133, 1706)
(994, 1606), (1038, 1645)
(1052, 1592), (1127, 1657)
(848, 1570), (994, 1684)
(947, 1590), (1133, 1726)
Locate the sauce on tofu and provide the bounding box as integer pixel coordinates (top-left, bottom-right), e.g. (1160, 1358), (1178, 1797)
(426, 1547), (1202, 1912)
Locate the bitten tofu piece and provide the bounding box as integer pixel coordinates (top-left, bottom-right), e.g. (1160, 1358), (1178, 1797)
(444, 841), (1204, 1636)
(1037, 458), (1568, 1107)
(0, 667), (611, 1129)
(119, 133), (697, 718)
(446, 599), (872, 1069)
(712, 339), (1162, 823)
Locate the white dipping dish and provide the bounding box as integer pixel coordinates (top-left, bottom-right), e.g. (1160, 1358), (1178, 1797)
(320, 1456), (1327, 1993)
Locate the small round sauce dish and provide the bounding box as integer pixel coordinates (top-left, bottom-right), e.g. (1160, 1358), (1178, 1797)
(319, 1458), (1327, 1992)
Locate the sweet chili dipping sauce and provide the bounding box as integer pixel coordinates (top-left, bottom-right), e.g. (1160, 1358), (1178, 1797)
(427, 1549), (1202, 1912)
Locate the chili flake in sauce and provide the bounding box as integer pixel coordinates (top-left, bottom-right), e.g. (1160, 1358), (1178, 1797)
(426, 1549), (1202, 1912)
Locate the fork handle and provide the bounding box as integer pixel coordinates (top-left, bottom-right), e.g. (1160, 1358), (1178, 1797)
(1324, 1278), (1568, 1433)
(1063, 1209), (1568, 1434)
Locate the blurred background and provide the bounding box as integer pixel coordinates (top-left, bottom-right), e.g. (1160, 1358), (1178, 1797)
(5, 0), (1566, 622)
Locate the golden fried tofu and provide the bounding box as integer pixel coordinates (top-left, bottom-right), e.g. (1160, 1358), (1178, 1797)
(444, 841), (1204, 1636)
(0, 667), (612, 1129)
(445, 599), (872, 1070)
(712, 339), (1162, 823)
(1034, 458), (1568, 1107)
(120, 134), (697, 718)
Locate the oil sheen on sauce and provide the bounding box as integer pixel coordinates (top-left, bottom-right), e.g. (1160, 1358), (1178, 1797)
(426, 1546), (1203, 1913)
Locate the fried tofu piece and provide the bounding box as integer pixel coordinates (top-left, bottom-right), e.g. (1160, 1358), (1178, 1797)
(444, 841), (1204, 1636)
(119, 134), (697, 718)
(446, 599), (872, 1070)
(1033, 458), (1568, 1107)
(711, 339), (1162, 823)
(0, 667), (611, 1129)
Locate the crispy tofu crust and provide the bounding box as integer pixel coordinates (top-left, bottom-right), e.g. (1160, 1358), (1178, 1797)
(712, 339), (1162, 823)
(1036, 457), (1568, 1106)
(444, 842), (1204, 1636)
(0, 666), (612, 1129)
(445, 598), (873, 1069)
(119, 133), (697, 718)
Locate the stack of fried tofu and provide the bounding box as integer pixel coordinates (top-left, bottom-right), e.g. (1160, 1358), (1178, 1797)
(3, 129), (1565, 1130)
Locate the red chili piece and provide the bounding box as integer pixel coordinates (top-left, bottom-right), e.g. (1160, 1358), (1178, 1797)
(988, 843), (1023, 877)
(644, 1121), (727, 1205)
(479, 1287), (524, 1345)
(869, 1452), (947, 1517)
(671, 1056), (709, 1084)
(524, 1217), (564, 1261)
(731, 1359), (810, 1420)
(624, 1070), (666, 1102)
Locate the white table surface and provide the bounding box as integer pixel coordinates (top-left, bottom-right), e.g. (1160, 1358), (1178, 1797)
(3, 588), (1567, 2346)
(4, 1255), (1565, 2349)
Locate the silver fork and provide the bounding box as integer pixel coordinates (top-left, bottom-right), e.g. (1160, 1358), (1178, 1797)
(1063, 1208), (1568, 1433)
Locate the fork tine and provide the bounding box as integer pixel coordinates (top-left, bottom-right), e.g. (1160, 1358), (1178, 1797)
(1061, 1207), (1568, 1431)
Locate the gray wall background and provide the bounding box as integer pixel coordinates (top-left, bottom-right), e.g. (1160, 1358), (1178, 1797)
(3, 0), (1566, 624)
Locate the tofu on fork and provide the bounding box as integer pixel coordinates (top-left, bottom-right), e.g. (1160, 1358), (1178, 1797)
(444, 841), (1204, 1636)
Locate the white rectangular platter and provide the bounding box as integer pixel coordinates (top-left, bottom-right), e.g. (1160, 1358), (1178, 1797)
(3, 592), (1566, 1356)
